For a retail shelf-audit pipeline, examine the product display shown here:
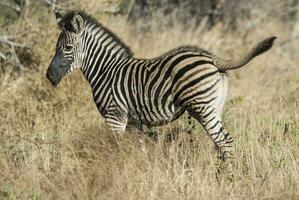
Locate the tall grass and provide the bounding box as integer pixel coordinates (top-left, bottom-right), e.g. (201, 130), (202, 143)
(0, 2), (298, 199)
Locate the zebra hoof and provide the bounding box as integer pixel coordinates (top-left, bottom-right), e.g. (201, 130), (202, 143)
(218, 149), (234, 161)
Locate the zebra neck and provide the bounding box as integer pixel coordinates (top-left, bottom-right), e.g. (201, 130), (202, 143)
(79, 23), (133, 114)
(80, 23), (133, 83)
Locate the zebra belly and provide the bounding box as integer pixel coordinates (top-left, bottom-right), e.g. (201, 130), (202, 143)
(128, 103), (184, 128)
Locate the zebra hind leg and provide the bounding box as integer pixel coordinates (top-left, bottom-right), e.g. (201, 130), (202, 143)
(187, 106), (235, 161)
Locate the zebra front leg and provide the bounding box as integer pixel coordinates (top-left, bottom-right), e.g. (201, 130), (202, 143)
(105, 116), (148, 153)
(104, 114), (128, 146)
(126, 123), (148, 153)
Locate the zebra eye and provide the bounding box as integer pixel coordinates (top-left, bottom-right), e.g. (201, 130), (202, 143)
(65, 44), (73, 51)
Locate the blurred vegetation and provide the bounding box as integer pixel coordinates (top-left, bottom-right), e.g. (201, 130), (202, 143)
(0, 0), (298, 72)
(126, 0), (299, 30)
(1, 0), (298, 26)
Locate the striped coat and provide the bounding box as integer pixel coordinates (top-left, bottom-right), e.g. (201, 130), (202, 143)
(46, 10), (276, 160)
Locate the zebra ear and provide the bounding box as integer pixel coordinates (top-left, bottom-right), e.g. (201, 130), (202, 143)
(54, 10), (63, 26)
(70, 13), (84, 34)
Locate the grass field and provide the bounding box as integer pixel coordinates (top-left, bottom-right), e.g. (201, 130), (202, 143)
(0, 2), (299, 199)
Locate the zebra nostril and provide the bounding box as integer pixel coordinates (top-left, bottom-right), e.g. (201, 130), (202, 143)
(46, 70), (55, 80)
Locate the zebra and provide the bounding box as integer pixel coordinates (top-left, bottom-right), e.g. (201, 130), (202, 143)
(46, 10), (276, 160)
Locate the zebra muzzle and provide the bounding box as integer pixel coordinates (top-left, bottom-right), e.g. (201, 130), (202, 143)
(46, 55), (70, 86)
(46, 68), (61, 86)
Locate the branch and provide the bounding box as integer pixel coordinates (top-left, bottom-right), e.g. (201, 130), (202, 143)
(0, 36), (28, 48)
(22, 0), (30, 18)
(0, 36), (28, 70)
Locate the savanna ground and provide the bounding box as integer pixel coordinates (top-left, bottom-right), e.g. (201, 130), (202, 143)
(0, 0), (299, 199)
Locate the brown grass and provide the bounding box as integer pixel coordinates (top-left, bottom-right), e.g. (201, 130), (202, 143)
(0, 2), (299, 199)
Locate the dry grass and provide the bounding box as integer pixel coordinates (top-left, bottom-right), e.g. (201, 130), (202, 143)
(0, 2), (299, 200)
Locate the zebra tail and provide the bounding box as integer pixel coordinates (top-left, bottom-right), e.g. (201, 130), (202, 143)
(213, 36), (277, 71)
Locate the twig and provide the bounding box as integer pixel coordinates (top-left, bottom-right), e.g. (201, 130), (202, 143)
(0, 36), (28, 48)
(0, 51), (6, 60)
(10, 45), (24, 70)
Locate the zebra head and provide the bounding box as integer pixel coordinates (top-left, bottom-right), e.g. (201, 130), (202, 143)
(47, 10), (85, 86)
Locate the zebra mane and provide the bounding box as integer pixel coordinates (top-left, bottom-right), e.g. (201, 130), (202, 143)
(61, 10), (134, 57)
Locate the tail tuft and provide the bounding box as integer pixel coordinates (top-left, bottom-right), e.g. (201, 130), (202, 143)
(214, 36), (277, 71)
(252, 36), (277, 57)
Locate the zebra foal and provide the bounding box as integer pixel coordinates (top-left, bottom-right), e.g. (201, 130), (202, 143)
(46, 10), (276, 160)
